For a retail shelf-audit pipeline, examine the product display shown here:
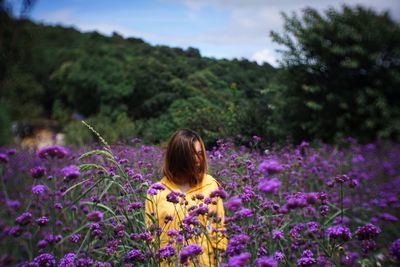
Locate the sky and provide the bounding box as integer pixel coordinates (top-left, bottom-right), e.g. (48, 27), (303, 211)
(11, 0), (400, 66)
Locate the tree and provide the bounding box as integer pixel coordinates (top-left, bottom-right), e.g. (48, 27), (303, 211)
(271, 5), (400, 142)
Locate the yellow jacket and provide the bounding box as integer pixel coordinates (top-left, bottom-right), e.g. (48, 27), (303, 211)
(145, 174), (228, 267)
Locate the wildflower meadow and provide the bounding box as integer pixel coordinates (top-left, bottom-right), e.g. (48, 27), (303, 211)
(0, 130), (399, 266)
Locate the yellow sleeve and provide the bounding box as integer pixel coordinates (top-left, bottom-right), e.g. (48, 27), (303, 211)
(208, 179), (228, 251)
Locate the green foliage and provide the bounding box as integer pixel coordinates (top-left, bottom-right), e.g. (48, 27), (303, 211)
(0, 101), (12, 145)
(270, 5), (400, 142)
(3, 5), (399, 146)
(65, 113), (135, 146)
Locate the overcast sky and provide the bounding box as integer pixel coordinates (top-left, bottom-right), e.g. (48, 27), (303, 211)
(16, 0), (400, 66)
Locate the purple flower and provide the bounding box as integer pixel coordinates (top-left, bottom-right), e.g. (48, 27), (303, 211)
(302, 250), (314, 258)
(5, 225), (23, 237)
(32, 185), (47, 195)
(37, 145), (69, 159)
(228, 252), (251, 267)
(6, 199), (20, 209)
(30, 166), (46, 179)
(124, 249), (145, 262)
(320, 205), (329, 216)
(334, 174), (350, 183)
(227, 234), (249, 255)
(225, 196), (242, 212)
(151, 183), (166, 190)
(341, 251), (359, 266)
(361, 239), (377, 255)
(87, 211), (103, 222)
(210, 188), (228, 199)
(37, 239), (48, 249)
(0, 153), (9, 164)
(159, 245), (176, 259)
(378, 212), (398, 222)
(33, 253), (56, 267)
(58, 253), (76, 267)
(179, 244), (203, 265)
(255, 256), (278, 267)
(297, 256), (316, 267)
(147, 183), (166, 195)
(325, 225), (352, 241)
(273, 251), (285, 262)
(258, 159), (284, 174)
(74, 257), (93, 266)
(69, 234), (81, 243)
(258, 178), (281, 194)
(61, 165), (80, 181)
(355, 223), (381, 240)
(127, 202), (143, 211)
(272, 229), (284, 240)
(166, 191), (181, 204)
(285, 194), (307, 210)
(36, 216), (49, 226)
(7, 148), (16, 155)
(389, 239), (400, 261)
(16, 212), (32, 226)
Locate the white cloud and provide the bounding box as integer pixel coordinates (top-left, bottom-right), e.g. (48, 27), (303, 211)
(251, 49), (279, 67)
(36, 0), (400, 63)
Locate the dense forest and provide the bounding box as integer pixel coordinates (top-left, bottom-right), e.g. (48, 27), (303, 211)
(1, 4), (399, 146)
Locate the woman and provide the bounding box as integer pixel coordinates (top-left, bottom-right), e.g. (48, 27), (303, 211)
(145, 129), (228, 266)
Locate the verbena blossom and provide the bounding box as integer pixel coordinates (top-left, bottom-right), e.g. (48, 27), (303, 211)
(210, 188), (228, 199)
(273, 251), (285, 262)
(257, 178), (281, 194)
(227, 234), (249, 255)
(30, 166), (46, 179)
(325, 225), (352, 241)
(159, 245), (176, 259)
(36, 216), (48, 226)
(297, 250), (316, 267)
(127, 202), (143, 211)
(37, 145), (69, 159)
(355, 223), (381, 240)
(61, 165), (80, 181)
(147, 183), (166, 195)
(255, 256), (278, 267)
(361, 239), (377, 255)
(272, 229), (284, 240)
(179, 244), (203, 265)
(87, 211), (104, 222)
(378, 212), (398, 222)
(58, 253), (76, 267)
(258, 159), (284, 174)
(16, 212), (32, 226)
(0, 153), (9, 163)
(32, 253), (56, 267)
(124, 249), (145, 262)
(166, 191), (181, 204)
(389, 239), (400, 261)
(32, 185), (47, 195)
(225, 196), (242, 212)
(226, 252), (251, 267)
(69, 234), (81, 243)
(335, 174), (350, 183)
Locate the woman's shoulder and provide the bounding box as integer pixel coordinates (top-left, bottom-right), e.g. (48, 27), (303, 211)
(204, 174), (222, 188)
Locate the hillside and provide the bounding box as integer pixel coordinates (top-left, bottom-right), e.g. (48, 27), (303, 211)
(1, 14), (277, 145)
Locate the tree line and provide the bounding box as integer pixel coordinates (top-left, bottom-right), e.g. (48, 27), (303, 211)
(0, 4), (399, 146)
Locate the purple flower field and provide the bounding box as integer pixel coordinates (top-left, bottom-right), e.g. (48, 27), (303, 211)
(0, 137), (399, 266)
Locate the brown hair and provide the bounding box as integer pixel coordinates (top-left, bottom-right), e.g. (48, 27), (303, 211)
(163, 129), (207, 186)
